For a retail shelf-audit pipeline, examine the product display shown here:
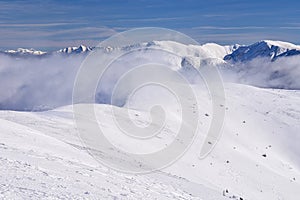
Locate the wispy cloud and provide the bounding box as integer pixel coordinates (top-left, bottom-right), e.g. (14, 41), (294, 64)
(113, 17), (186, 22)
(279, 26), (300, 30)
(0, 23), (80, 27)
(192, 26), (266, 30)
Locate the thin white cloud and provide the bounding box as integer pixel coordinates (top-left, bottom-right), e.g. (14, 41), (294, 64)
(279, 26), (300, 30)
(114, 17), (186, 22)
(0, 23), (78, 27)
(192, 26), (266, 30)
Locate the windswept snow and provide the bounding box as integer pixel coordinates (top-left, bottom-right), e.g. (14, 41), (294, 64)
(263, 40), (300, 51)
(0, 84), (299, 199)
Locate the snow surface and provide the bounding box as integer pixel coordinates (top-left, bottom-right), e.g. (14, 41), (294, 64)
(0, 84), (299, 199)
(264, 40), (300, 50)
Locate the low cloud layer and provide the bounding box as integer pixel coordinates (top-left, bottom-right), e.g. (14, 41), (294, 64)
(0, 51), (299, 111)
(220, 56), (300, 90)
(0, 49), (182, 111)
(0, 54), (83, 110)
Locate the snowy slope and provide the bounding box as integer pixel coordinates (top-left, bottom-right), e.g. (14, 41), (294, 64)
(0, 84), (299, 199)
(0, 118), (211, 199)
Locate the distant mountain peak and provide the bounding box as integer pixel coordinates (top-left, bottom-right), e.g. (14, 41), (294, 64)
(57, 45), (93, 54)
(4, 48), (47, 56)
(224, 40), (300, 62)
(0, 45), (94, 57)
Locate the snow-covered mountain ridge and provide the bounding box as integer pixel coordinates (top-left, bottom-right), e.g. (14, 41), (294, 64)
(1, 40), (300, 62)
(224, 40), (300, 62)
(1, 45), (93, 56)
(57, 45), (94, 54)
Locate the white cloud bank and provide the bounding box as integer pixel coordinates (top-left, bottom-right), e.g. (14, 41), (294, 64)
(220, 56), (300, 90)
(0, 50), (299, 111)
(0, 54), (83, 110)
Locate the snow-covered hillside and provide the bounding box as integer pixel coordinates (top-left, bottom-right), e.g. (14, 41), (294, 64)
(0, 84), (299, 199)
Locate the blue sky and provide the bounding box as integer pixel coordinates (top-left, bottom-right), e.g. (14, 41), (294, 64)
(1, 0), (300, 50)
